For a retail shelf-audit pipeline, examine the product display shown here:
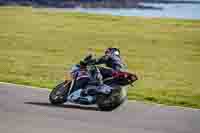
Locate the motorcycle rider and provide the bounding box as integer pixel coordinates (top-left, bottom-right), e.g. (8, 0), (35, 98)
(72, 47), (126, 96)
(89, 47), (126, 79)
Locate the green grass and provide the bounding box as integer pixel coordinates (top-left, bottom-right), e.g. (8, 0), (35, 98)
(0, 6), (200, 108)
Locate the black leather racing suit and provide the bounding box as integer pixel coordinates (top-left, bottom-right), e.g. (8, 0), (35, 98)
(94, 54), (125, 79)
(73, 54), (126, 94)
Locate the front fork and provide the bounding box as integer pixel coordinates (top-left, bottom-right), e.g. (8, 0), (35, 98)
(65, 79), (75, 98)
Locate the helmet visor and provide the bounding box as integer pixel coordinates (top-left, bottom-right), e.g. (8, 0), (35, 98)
(113, 51), (120, 56)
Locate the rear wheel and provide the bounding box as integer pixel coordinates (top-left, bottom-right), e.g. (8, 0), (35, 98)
(96, 87), (125, 111)
(49, 81), (71, 105)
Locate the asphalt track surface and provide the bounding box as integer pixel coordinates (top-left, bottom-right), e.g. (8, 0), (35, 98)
(0, 83), (200, 133)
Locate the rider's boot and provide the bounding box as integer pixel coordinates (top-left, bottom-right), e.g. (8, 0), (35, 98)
(80, 89), (88, 97)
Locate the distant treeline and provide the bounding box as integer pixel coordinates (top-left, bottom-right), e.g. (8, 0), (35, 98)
(0, 0), (138, 8)
(0, 0), (199, 8)
(0, 0), (77, 8)
(0, 0), (143, 8)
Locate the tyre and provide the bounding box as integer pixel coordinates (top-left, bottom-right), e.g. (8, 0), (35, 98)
(49, 81), (71, 105)
(96, 87), (125, 111)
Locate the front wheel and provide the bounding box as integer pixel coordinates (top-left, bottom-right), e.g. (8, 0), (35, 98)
(49, 81), (71, 105)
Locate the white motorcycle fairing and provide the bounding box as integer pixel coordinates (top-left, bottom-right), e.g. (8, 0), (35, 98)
(67, 84), (113, 105)
(67, 89), (94, 104)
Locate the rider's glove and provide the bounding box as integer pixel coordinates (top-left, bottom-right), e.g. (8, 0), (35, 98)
(83, 54), (93, 62)
(80, 61), (87, 68)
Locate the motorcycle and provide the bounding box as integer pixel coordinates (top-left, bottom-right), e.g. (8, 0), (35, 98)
(49, 57), (138, 111)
